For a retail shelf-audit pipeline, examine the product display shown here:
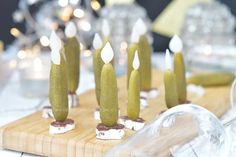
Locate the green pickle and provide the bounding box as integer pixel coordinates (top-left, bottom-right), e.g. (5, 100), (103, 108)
(49, 52), (68, 122)
(93, 48), (103, 105)
(187, 72), (235, 87)
(164, 70), (179, 108)
(174, 53), (187, 103)
(93, 40), (114, 105)
(100, 63), (118, 127)
(127, 70), (140, 120)
(64, 37), (80, 93)
(139, 35), (152, 90)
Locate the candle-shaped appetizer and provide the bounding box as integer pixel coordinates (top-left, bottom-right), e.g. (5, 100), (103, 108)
(128, 18), (158, 99)
(136, 19), (152, 90)
(128, 51), (140, 120)
(120, 51), (145, 131)
(49, 31), (75, 134)
(64, 22), (80, 108)
(96, 42), (124, 140)
(127, 21), (140, 89)
(164, 49), (178, 108)
(169, 35), (187, 104)
(93, 33), (103, 120)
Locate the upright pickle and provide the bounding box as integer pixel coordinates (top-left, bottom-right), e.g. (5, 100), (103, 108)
(49, 51), (68, 122)
(93, 34), (104, 105)
(100, 43), (118, 127)
(64, 37), (80, 93)
(164, 49), (178, 108)
(139, 34), (152, 90)
(127, 52), (140, 120)
(174, 52), (187, 103)
(170, 35), (187, 103)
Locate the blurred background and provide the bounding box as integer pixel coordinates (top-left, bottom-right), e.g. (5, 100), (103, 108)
(0, 0), (235, 52)
(0, 0), (235, 96)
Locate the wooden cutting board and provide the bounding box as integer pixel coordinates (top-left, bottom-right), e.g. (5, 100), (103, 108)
(0, 70), (231, 157)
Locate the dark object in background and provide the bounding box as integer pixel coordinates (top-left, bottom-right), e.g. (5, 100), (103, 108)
(0, 0), (25, 46)
(0, 0), (235, 51)
(136, 0), (171, 52)
(137, 0), (236, 51)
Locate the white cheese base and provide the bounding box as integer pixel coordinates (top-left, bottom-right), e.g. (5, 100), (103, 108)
(42, 106), (54, 119)
(140, 98), (148, 110)
(49, 122), (75, 134)
(94, 108), (121, 120)
(187, 84), (205, 97)
(96, 128), (125, 140)
(68, 94), (79, 108)
(140, 88), (159, 99)
(119, 118), (145, 131)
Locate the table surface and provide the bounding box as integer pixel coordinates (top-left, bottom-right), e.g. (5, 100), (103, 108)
(0, 53), (234, 157)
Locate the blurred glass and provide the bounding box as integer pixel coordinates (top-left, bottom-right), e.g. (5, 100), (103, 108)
(18, 54), (50, 98)
(181, 1), (236, 72)
(97, 3), (152, 75)
(106, 104), (230, 157)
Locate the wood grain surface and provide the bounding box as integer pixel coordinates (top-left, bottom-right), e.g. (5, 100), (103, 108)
(0, 70), (231, 157)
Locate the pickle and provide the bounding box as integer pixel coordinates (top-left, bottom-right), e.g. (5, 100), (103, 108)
(100, 64), (118, 127)
(64, 37), (80, 93)
(49, 53), (68, 122)
(187, 72), (235, 87)
(127, 70), (140, 120)
(174, 53), (187, 103)
(139, 35), (152, 90)
(164, 70), (179, 108)
(93, 48), (103, 105)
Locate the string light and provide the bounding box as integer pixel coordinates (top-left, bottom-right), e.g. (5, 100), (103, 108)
(83, 50), (92, 57)
(77, 20), (91, 32)
(91, 0), (101, 11)
(58, 0), (68, 7)
(69, 0), (79, 5)
(60, 6), (73, 22)
(10, 28), (21, 37)
(40, 36), (50, 47)
(17, 50), (27, 59)
(73, 8), (85, 18)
